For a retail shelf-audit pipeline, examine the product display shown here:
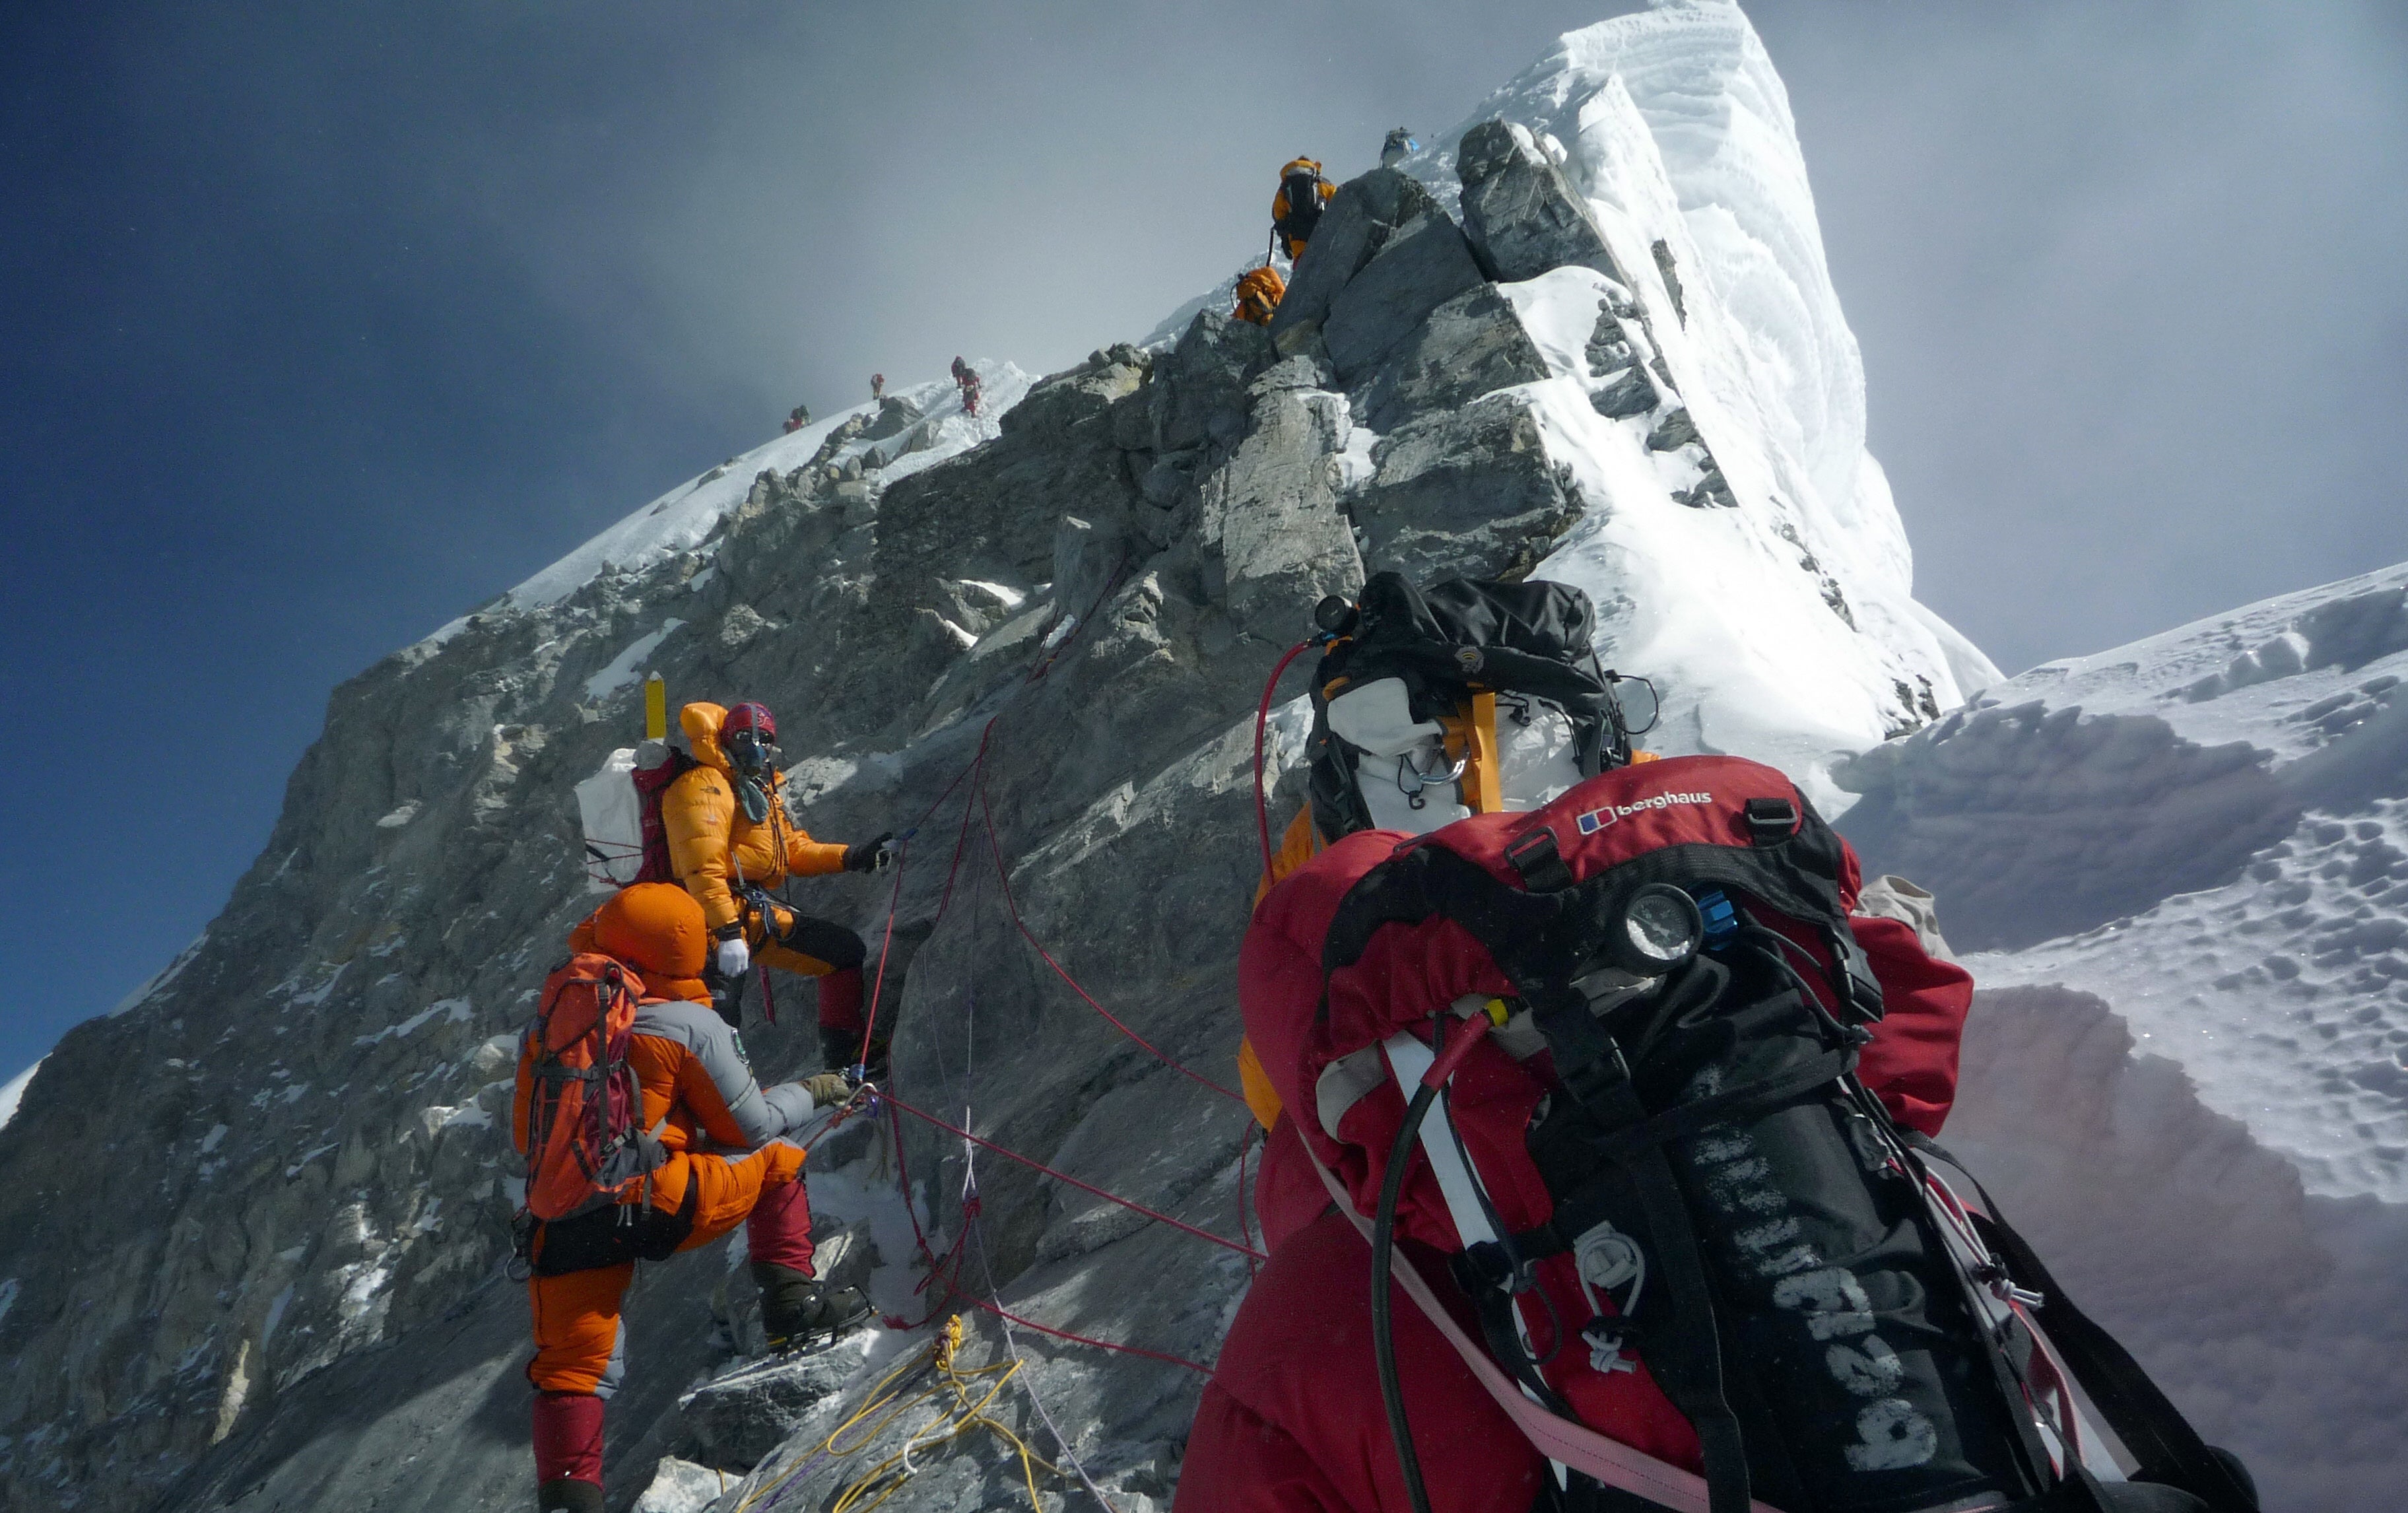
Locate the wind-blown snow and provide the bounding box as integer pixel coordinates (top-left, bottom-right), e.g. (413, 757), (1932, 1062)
(1972, 802), (2408, 1199)
(1844, 561), (2408, 1200)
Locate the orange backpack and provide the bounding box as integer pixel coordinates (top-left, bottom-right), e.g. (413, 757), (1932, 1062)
(1234, 265), (1287, 325)
(519, 953), (665, 1223)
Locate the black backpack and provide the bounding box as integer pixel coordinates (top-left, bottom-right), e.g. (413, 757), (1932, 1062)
(1305, 572), (1638, 842)
(1275, 166), (1329, 243)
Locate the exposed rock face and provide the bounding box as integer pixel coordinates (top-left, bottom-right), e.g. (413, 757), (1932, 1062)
(1349, 282), (1551, 435)
(0, 174), (1545, 1513)
(1267, 166), (1445, 345)
(1456, 116), (1627, 286)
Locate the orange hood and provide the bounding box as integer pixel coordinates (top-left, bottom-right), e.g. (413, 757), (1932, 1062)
(679, 701), (731, 774)
(572, 882), (710, 1001)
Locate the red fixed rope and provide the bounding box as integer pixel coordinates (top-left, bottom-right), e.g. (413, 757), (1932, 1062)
(1253, 638), (1317, 880)
(883, 1098), (1216, 1376)
(883, 1090), (1265, 1262)
(856, 839), (910, 1066)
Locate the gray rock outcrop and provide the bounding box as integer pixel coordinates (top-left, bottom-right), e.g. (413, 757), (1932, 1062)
(1456, 117), (1628, 286)
(1267, 166), (1444, 344)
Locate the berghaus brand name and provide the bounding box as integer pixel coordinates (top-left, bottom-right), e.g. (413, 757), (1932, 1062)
(1576, 791), (1714, 834)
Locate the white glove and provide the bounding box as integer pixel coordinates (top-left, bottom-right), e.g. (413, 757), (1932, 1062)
(716, 935), (751, 977)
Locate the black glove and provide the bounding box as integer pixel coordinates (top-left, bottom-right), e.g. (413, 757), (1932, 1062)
(842, 832), (895, 873)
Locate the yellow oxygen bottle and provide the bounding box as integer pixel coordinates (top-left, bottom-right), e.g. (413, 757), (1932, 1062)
(644, 674), (668, 741)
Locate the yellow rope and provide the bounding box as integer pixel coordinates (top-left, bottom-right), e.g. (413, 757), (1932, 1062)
(736, 1316), (1064, 1513)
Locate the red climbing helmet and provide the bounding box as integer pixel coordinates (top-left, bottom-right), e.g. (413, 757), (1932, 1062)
(721, 702), (778, 774)
(723, 701), (776, 743)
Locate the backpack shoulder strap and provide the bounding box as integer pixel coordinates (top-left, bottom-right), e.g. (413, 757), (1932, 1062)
(1974, 1208), (2258, 1512)
(1304, 1144), (1784, 1513)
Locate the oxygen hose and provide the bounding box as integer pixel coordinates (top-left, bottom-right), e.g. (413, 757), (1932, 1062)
(1372, 1079), (1442, 1513)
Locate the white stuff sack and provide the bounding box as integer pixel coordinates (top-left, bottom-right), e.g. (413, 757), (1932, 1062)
(575, 747), (644, 892)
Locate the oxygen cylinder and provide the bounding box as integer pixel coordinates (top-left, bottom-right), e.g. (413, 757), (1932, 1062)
(644, 674), (667, 741)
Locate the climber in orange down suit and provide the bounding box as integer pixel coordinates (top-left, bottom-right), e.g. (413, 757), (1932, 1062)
(660, 700), (892, 1075)
(514, 883), (869, 1513)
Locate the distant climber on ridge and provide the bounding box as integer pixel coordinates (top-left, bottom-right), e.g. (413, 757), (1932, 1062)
(870, 372), (885, 399)
(782, 403), (811, 434)
(1271, 156), (1335, 261)
(1380, 127), (1419, 168)
(951, 356), (982, 417)
(1233, 264), (1287, 326)
(516, 882), (869, 1513)
(661, 700), (895, 1079)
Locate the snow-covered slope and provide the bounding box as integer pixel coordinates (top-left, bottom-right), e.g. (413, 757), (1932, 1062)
(1171, 1), (1993, 803)
(1838, 563), (2408, 1500)
(36, 3), (2384, 1510)
(446, 361), (1034, 629)
(0, 1058), (38, 1133)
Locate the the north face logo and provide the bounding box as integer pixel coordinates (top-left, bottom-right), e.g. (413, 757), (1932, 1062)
(1576, 791), (1714, 834)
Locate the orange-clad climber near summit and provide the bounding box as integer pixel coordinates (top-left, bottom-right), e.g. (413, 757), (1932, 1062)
(515, 883), (867, 1513)
(660, 700), (893, 1075)
(1271, 156), (1335, 261)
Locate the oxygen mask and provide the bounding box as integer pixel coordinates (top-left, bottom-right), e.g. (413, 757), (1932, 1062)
(725, 728), (778, 777)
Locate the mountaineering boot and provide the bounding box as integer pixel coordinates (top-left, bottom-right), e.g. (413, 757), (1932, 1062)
(753, 1260), (873, 1351)
(537, 1479), (605, 1513)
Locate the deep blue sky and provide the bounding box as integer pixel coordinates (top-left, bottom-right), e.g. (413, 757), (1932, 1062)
(3, 0), (2403, 1087)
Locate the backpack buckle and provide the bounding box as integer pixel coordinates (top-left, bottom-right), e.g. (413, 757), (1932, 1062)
(1454, 1240), (1537, 1296)
(1504, 827), (1576, 892)
(1556, 1038), (1633, 1108)
(1743, 797), (1797, 845)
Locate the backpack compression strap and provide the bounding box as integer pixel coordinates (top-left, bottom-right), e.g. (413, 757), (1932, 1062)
(1305, 1145), (1790, 1513)
(1908, 1138), (2261, 1513)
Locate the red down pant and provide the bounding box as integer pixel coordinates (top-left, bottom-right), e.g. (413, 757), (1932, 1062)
(527, 1142), (813, 1489)
(748, 903), (867, 1035)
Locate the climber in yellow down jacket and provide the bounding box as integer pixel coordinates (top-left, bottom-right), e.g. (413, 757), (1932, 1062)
(663, 700), (893, 1075)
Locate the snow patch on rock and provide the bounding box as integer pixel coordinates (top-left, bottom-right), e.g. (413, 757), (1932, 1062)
(483, 363), (1034, 624)
(0, 1061), (41, 1133)
(585, 619), (685, 700)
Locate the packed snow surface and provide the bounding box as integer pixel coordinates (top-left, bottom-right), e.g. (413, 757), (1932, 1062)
(0, 1058), (40, 1133)
(1842, 561), (2408, 1199)
(1974, 802), (2408, 1199)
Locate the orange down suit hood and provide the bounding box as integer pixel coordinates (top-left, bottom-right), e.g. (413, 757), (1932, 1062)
(661, 702), (848, 933)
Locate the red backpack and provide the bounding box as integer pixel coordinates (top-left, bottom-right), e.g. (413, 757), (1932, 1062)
(631, 745), (698, 885)
(519, 954), (665, 1223)
(1295, 754), (2256, 1513)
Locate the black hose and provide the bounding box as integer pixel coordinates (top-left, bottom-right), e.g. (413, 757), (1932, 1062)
(1374, 1078), (1442, 1513)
